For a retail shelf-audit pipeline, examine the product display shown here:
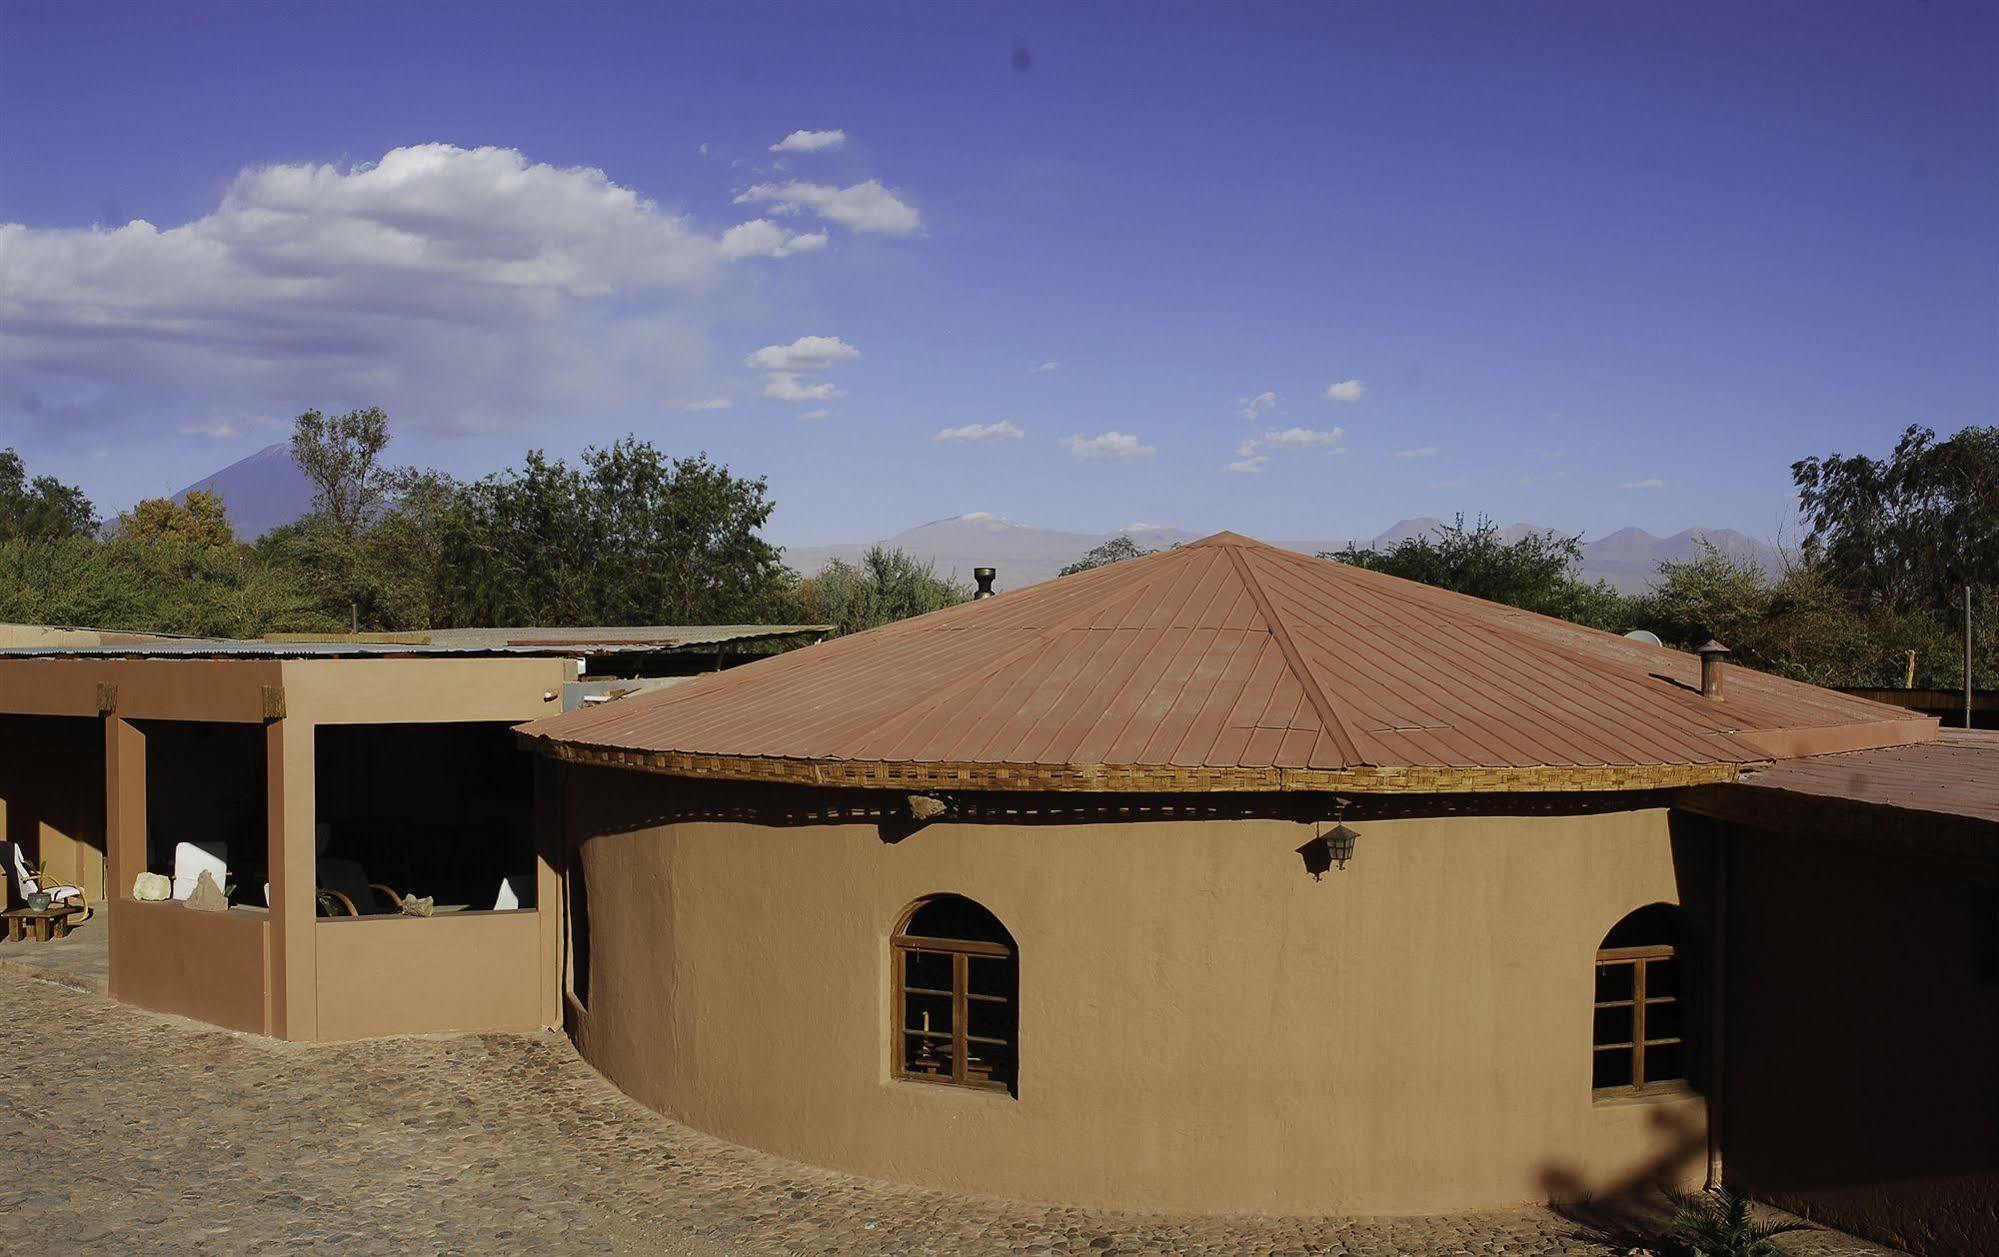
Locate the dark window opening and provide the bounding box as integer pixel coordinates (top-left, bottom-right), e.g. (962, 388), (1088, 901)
(140, 720), (268, 903)
(1593, 903), (1687, 1095)
(893, 894), (1017, 1096)
(312, 723), (535, 915)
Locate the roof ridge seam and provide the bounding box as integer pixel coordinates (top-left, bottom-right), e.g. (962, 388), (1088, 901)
(1224, 544), (1370, 767)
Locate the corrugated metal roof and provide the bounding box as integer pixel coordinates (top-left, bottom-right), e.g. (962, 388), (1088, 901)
(518, 532), (1934, 791)
(0, 624), (830, 661)
(1730, 730), (1999, 826)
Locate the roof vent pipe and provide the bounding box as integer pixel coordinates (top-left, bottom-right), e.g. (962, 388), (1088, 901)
(973, 567), (996, 600)
(1696, 639), (1730, 701)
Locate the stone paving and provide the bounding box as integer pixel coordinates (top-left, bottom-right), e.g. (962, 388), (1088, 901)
(0, 969), (1900, 1255)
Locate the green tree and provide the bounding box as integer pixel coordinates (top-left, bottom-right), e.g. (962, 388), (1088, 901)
(116, 490), (237, 548)
(0, 449), (97, 541)
(1059, 535), (1155, 577)
(1328, 514), (1631, 629)
(1793, 423), (1999, 611)
(433, 440), (795, 626)
(796, 545), (968, 635)
(291, 406), (393, 537)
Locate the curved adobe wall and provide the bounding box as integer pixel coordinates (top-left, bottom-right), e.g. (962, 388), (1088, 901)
(560, 767), (1707, 1215)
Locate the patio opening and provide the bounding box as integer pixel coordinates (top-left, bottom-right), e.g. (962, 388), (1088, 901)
(141, 719), (267, 905)
(0, 714), (108, 907)
(313, 722), (536, 916)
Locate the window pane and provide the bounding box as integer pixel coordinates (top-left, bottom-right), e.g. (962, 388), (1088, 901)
(968, 954), (1013, 1000)
(1593, 1046), (1633, 1089)
(1646, 955), (1679, 998)
(1644, 1041), (1685, 1084)
(903, 990), (952, 1038)
(1595, 961), (1634, 1003)
(1592, 1005), (1633, 1048)
(903, 949), (952, 993)
(1644, 999), (1680, 1043)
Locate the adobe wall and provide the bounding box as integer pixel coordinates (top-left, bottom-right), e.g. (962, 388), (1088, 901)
(560, 768), (1708, 1215)
(1724, 824), (1999, 1257)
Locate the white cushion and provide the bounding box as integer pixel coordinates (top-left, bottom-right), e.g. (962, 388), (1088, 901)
(172, 842), (229, 900)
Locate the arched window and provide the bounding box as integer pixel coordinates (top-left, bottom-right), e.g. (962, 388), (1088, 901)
(892, 895), (1017, 1095)
(1593, 903), (1686, 1094)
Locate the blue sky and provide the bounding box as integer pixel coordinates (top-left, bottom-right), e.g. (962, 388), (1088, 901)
(2, 1), (1993, 547)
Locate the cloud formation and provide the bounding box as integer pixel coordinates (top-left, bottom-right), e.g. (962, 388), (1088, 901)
(744, 335), (859, 372)
(0, 143), (846, 437)
(1237, 391), (1277, 421)
(1227, 425), (1345, 471)
(735, 179), (922, 235)
(769, 129), (847, 154)
(1031, 361), (1060, 373)
(935, 420), (1024, 443)
(679, 396), (733, 412)
(1062, 431), (1155, 462)
(1395, 445), (1440, 459)
(1324, 379), (1367, 403)
(746, 334), (859, 404)
(1225, 455), (1270, 474)
(1621, 478), (1665, 491)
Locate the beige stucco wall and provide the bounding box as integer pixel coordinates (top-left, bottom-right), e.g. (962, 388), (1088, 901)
(563, 768), (1708, 1215)
(109, 900), (270, 1035)
(314, 911), (545, 1041)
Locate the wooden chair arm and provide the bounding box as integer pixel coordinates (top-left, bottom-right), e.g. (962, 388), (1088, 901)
(316, 888), (360, 917)
(368, 882), (404, 911)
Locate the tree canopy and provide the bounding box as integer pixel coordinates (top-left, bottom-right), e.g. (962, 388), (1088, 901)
(1328, 514), (1628, 629)
(1793, 423), (1999, 612)
(291, 406), (393, 536)
(0, 449), (96, 542)
(793, 545), (968, 636)
(1059, 535), (1155, 577)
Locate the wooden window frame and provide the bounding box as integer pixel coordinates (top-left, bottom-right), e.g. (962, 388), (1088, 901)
(1592, 942), (1685, 1096)
(891, 929), (1016, 1096)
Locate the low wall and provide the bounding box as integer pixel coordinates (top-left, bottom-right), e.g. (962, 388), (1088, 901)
(108, 900), (270, 1034)
(563, 769), (1709, 1215)
(314, 910), (543, 1041)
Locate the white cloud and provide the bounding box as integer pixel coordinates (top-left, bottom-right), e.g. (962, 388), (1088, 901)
(720, 219), (827, 259)
(935, 420), (1024, 443)
(1229, 426), (1346, 471)
(1061, 431), (1155, 462)
(744, 335), (860, 372)
(179, 420), (241, 439)
(1259, 426), (1344, 450)
(762, 372), (844, 403)
(800, 408), (830, 420)
(1324, 379), (1367, 404)
(1031, 361), (1060, 373)
(1621, 478), (1665, 491)
(0, 143), (845, 437)
(1237, 391), (1277, 421)
(679, 396), (732, 412)
(1395, 445), (1440, 460)
(769, 129), (848, 154)
(735, 179), (922, 235)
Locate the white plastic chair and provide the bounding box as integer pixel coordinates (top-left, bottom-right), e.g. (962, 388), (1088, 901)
(171, 842), (228, 901)
(11, 843), (87, 913)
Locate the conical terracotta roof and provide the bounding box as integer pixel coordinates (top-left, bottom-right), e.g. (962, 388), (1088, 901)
(518, 532), (1935, 793)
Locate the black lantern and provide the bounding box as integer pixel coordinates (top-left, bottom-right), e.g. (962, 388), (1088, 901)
(1324, 822), (1359, 869)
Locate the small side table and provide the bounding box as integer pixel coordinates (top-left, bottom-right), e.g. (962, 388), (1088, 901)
(2, 905), (81, 943)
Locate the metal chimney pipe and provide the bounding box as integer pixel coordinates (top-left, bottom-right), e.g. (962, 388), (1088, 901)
(1697, 640), (1730, 701)
(973, 567), (997, 600)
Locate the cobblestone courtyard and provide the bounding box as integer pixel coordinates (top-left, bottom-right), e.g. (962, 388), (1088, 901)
(0, 967), (1896, 1255)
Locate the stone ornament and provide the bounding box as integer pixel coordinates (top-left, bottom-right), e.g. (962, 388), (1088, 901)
(185, 870), (228, 913)
(400, 895), (435, 918)
(132, 871), (172, 901)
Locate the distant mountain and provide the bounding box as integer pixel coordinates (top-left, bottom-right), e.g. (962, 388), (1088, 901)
(171, 442), (314, 538)
(784, 514), (1779, 594)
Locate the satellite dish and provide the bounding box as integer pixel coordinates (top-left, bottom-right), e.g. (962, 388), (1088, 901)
(1623, 629), (1664, 648)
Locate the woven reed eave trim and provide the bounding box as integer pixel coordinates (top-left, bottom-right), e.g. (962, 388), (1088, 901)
(521, 738), (1752, 794)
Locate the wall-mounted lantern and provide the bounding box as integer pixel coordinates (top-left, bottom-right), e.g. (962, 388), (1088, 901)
(1296, 798), (1360, 880)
